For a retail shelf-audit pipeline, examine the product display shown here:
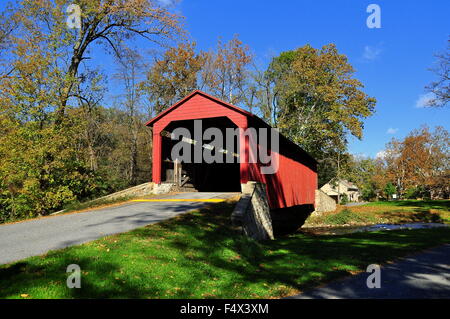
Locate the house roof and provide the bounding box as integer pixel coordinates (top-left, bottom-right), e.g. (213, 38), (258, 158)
(342, 180), (359, 190)
(323, 178), (359, 191)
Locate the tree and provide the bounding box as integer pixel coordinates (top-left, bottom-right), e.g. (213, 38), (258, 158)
(247, 63), (278, 124)
(339, 193), (349, 205)
(1, 0), (183, 124)
(73, 68), (108, 172)
(265, 44), (376, 184)
(384, 182), (396, 200)
(383, 138), (406, 197)
(200, 35), (253, 105)
(425, 39), (449, 107)
(342, 154), (380, 201)
(98, 106), (153, 189)
(143, 35), (254, 111)
(144, 42), (206, 113)
(0, 4), (17, 79)
(0, 0), (182, 222)
(383, 126), (449, 199)
(114, 48), (145, 185)
(0, 113), (104, 220)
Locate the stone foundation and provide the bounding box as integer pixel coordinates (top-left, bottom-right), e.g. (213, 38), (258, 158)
(152, 183), (174, 195)
(97, 182), (154, 201)
(313, 189), (336, 215)
(231, 182), (274, 241)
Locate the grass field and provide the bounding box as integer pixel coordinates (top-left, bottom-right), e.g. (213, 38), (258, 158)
(304, 200), (450, 227)
(1, 199), (450, 299)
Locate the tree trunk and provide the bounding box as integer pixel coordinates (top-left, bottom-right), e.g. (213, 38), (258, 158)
(130, 126), (138, 185)
(88, 143), (98, 171)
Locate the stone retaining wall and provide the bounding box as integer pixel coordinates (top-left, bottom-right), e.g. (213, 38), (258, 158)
(152, 183), (174, 195)
(231, 182), (274, 241)
(97, 182), (155, 201)
(314, 189), (336, 214)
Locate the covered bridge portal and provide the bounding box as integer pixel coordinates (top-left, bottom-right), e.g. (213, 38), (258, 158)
(145, 90), (317, 210)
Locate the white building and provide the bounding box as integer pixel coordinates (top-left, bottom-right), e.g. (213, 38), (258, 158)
(320, 179), (361, 203)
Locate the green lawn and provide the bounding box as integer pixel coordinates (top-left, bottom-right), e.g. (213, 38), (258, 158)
(364, 199), (450, 211)
(305, 200), (450, 226)
(1, 199), (450, 299)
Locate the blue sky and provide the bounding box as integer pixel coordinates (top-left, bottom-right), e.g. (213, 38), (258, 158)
(2, 0), (449, 158)
(174, 0), (449, 158)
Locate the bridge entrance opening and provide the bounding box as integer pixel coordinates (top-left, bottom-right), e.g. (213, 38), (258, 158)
(161, 117), (241, 192)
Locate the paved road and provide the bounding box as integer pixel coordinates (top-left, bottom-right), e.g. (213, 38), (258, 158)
(288, 244), (450, 299)
(0, 192), (237, 265)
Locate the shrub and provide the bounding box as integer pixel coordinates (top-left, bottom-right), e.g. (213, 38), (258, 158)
(324, 209), (371, 225)
(0, 125), (108, 223)
(362, 185), (377, 201)
(339, 193), (349, 205)
(384, 182), (396, 200)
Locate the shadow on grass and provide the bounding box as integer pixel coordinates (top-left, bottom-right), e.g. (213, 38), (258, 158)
(133, 201), (450, 297)
(1, 200), (450, 299)
(0, 253), (156, 299)
(376, 209), (445, 224)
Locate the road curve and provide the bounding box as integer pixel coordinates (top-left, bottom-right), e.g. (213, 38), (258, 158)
(287, 244), (450, 299)
(0, 192), (238, 265)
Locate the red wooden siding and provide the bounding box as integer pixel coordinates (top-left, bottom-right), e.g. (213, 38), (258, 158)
(150, 92), (249, 185)
(146, 90), (318, 209)
(248, 154), (317, 209)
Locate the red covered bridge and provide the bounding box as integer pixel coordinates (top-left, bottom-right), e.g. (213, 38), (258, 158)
(145, 90), (317, 210)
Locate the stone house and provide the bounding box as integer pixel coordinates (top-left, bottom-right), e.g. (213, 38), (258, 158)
(320, 179), (360, 203)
